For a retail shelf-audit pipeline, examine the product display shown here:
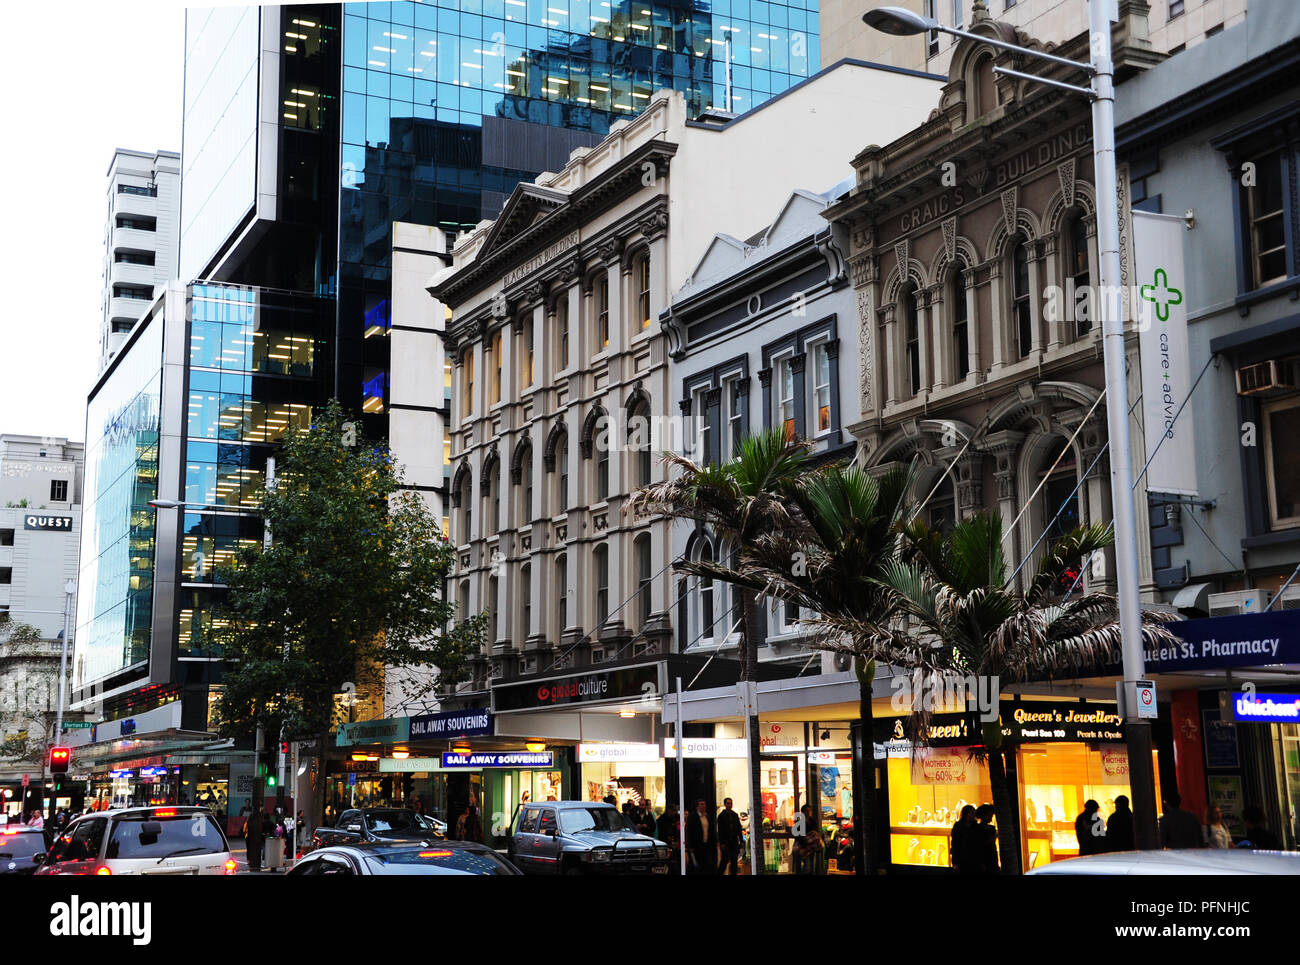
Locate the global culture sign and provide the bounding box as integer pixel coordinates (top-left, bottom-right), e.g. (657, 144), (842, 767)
(1133, 211), (1198, 497)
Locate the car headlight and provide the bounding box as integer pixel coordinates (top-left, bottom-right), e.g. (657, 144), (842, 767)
(588, 848), (612, 862)
(655, 847), (670, 860)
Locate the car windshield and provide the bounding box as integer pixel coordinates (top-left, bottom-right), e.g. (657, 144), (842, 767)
(106, 814), (227, 860)
(365, 848), (517, 875)
(364, 811), (435, 834)
(559, 808), (634, 834)
(0, 834), (43, 858)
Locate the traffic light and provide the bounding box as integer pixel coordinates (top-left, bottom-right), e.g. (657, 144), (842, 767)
(49, 747), (71, 774)
(280, 741), (289, 755)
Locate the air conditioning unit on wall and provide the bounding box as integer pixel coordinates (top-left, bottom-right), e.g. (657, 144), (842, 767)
(1235, 358), (1298, 396)
(821, 650), (854, 675)
(1276, 585), (1300, 611)
(1207, 589), (1274, 617)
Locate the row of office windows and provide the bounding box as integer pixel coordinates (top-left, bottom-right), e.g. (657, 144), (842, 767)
(460, 533), (656, 648)
(453, 400), (654, 544)
(460, 254), (652, 416)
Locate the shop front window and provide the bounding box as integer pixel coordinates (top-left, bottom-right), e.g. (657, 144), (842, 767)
(886, 744), (993, 868)
(1017, 742), (1158, 869)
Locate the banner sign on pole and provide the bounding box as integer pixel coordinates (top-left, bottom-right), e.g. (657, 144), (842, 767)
(1133, 211), (1198, 497)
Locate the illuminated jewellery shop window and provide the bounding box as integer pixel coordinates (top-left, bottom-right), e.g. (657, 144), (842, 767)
(1016, 742), (1158, 870)
(886, 747), (992, 869)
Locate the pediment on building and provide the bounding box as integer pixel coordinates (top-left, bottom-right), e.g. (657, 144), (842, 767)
(479, 182), (572, 258)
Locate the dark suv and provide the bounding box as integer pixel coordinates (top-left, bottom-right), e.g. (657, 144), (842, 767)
(509, 801), (669, 875)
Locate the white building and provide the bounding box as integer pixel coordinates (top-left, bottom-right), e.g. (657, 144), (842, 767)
(0, 435), (84, 810)
(100, 148), (180, 372)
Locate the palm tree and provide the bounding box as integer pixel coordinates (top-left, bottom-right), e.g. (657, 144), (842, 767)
(631, 429), (810, 874)
(737, 460), (917, 873)
(855, 511), (1179, 874)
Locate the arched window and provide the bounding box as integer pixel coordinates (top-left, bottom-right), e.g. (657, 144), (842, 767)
(597, 274), (610, 349)
(457, 471), (473, 544)
(635, 253), (651, 331)
(634, 533), (652, 629)
(521, 562), (532, 640)
(1011, 235), (1032, 359)
(595, 414), (610, 501)
(952, 268), (970, 380)
(556, 296), (569, 369)
(556, 436), (569, 514)
(1039, 439), (1081, 547)
(461, 350), (474, 419)
(974, 52), (998, 119)
(488, 574), (500, 642)
(1067, 214), (1091, 338)
(903, 285), (921, 396)
(486, 461), (501, 537)
(628, 402), (652, 489)
(695, 538), (715, 644)
(515, 444), (533, 525)
(458, 580), (470, 621)
(555, 554), (568, 636)
(594, 545), (610, 626)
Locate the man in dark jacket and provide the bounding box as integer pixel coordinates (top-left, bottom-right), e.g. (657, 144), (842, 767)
(975, 804), (999, 873)
(716, 798), (744, 875)
(950, 805), (979, 873)
(685, 798), (716, 874)
(1159, 791), (1205, 849)
(1241, 805), (1283, 850)
(1075, 800), (1106, 855)
(1107, 795), (1135, 851)
(657, 803), (682, 872)
(245, 808), (263, 872)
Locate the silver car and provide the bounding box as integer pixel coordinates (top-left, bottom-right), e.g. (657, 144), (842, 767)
(509, 801), (670, 875)
(288, 840), (521, 875)
(1027, 849), (1300, 875)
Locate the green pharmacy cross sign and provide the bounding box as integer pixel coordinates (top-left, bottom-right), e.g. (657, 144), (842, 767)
(1140, 267), (1184, 322)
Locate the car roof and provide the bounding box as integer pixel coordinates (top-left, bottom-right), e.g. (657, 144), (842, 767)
(71, 806), (216, 819)
(312, 840), (493, 856)
(532, 801), (617, 810)
(1027, 849), (1300, 875)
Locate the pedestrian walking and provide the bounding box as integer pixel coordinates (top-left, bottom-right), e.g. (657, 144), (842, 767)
(793, 804), (824, 874)
(1107, 795), (1135, 851)
(949, 805), (979, 873)
(1239, 805), (1282, 850)
(685, 799), (716, 874)
(716, 798), (744, 875)
(975, 804), (999, 874)
(245, 809), (263, 872)
(1159, 791), (1205, 849)
(1074, 800), (1106, 855)
(1205, 806), (1231, 849)
(657, 802), (682, 872)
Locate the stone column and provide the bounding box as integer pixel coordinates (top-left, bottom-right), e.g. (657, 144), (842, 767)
(880, 302), (899, 407)
(963, 269), (980, 380)
(639, 208), (669, 335)
(1027, 239), (1047, 358)
(987, 259), (1007, 373)
(1042, 235), (1065, 352)
(599, 239), (625, 356)
(984, 430), (1026, 584)
(926, 285), (946, 391)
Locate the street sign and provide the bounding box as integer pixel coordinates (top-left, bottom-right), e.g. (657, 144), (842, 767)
(1136, 680), (1158, 719)
(61, 721), (93, 730)
(21, 775), (29, 788)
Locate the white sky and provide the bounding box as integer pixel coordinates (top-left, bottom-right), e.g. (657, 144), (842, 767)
(0, 0), (192, 442)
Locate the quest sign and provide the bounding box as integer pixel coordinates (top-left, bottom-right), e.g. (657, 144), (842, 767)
(24, 515), (72, 532)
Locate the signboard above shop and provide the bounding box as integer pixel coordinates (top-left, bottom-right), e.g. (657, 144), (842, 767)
(409, 707), (492, 739)
(492, 663), (662, 713)
(441, 751), (554, 768)
(578, 743), (660, 763)
(662, 738), (748, 759)
(336, 717), (410, 747)
(1000, 701), (1123, 742)
(1231, 692), (1300, 723)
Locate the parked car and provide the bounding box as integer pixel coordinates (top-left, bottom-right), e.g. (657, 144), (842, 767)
(0, 827), (50, 875)
(35, 806), (236, 876)
(309, 808), (446, 852)
(1027, 849), (1300, 875)
(288, 840), (520, 876)
(509, 801), (670, 875)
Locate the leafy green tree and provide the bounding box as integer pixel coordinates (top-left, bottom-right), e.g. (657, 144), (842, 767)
(858, 511), (1180, 874)
(633, 429), (810, 874)
(214, 401), (485, 836)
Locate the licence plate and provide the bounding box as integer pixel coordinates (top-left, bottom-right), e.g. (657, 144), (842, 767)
(652, 865), (668, 874)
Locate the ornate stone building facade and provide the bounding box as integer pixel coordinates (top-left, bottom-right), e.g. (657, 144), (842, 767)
(827, 7), (1158, 590)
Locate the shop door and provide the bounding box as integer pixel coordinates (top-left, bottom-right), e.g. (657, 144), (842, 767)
(760, 757), (801, 873)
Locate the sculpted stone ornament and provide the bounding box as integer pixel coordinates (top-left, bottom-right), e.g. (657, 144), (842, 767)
(637, 209), (668, 240)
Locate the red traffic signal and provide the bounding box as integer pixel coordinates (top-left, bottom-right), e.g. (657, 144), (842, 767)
(49, 747), (71, 774)
(280, 741), (289, 755)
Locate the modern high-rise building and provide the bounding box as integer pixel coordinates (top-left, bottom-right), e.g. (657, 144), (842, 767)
(71, 0), (822, 819)
(100, 149), (180, 373)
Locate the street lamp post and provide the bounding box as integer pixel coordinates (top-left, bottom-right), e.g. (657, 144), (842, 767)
(861, 1), (1159, 850)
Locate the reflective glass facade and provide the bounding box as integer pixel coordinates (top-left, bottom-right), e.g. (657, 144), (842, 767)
(334, 0), (819, 417)
(179, 283), (334, 656)
(75, 314), (163, 691)
(180, 6), (261, 283)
